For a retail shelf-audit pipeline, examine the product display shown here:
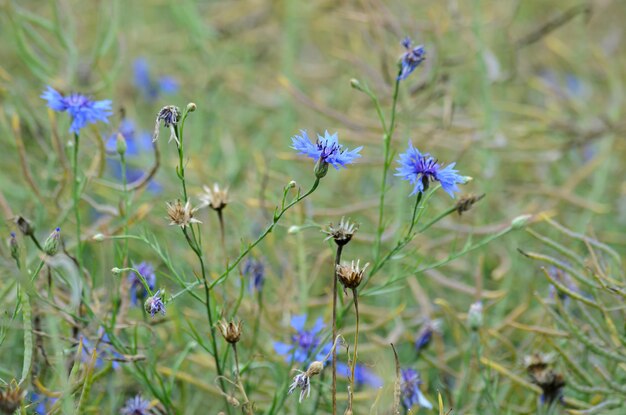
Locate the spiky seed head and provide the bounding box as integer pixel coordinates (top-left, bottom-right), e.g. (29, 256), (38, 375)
(336, 260), (368, 294)
(323, 217), (359, 246)
(166, 199), (201, 228)
(217, 319), (243, 344)
(0, 381), (25, 414)
(455, 193), (485, 215)
(199, 183), (229, 211)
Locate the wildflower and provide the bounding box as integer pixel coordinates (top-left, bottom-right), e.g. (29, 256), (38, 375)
(217, 318), (243, 344)
(43, 227), (61, 256)
(0, 382), (25, 414)
(397, 37), (426, 81)
(395, 141), (465, 198)
(120, 394), (152, 415)
(468, 301), (483, 331)
(41, 86), (112, 133)
(336, 363), (383, 388)
(15, 216), (34, 237)
(28, 392), (57, 415)
(415, 319), (442, 353)
(455, 193), (485, 215)
(145, 290), (166, 317)
(134, 58), (178, 101)
(291, 130), (362, 177)
(105, 119), (153, 156)
(166, 199), (201, 228)
(80, 330), (123, 370)
(288, 361), (324, 403)
(9, 232), (19, 266)
(242, 257), (265, 293)
(525, 353), (565, 405)
(273, 314), (329, 363)
(128, 262), (156, 306)
(400, 368), (432, 410)
(152, 105), (181, 145)
(336, 260), (369, 294)
(323, 217), (358, 246)
(199, 183), (229, 211)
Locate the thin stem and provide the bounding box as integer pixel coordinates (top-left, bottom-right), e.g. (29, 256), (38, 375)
(406, 192), (423, 237)
(120, 153), (129, 266)
(347, 287), (360, 413)
(217, 209), (227, 267)
(72, 133), (83, 272)
(331, 244), (344, 415)
(232, 344), (253, 415)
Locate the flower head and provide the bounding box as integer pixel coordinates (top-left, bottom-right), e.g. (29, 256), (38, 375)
(120, 394), (152, 415)
(291, 130), (362, 174)
(525, 353), (565, 405)
(153, 105), (181, 145)
(401, 368), (432, 410)
(242, 257), (265, 293)
(336, 260), (369, 294)
(395, 141), (465, 198)
(323, 217), (358, 246)
(128, 262), (156, 306)
(217, 318), (243, 344)
(288, 361), (324, 403)
(144, 290), (166, 317)
(398, 37), (426, 81)
(80, 329), (123, 370)
(166, 199), (201, 228)
(134, 58), (178, 101)
(0, 382), (25, 414)
(28, 391), (57, 415)
(199, 183), (229, 211)
(336, 363), (383, 388)
(415, 319), (442, 353)
(41, 86), (112, 133)
(273, 315), (329, 363)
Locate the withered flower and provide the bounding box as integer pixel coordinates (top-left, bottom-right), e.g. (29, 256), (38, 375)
(336, 260), (369, 294)
(525, 353), (565, 405)
(323, 217), (358, 246)
(217, 319), (243, 344)
(199, 183), (229, 211)
(0, 381), (25, 414)
(166, 199), (201, 228)
(455, 193), (485, 215)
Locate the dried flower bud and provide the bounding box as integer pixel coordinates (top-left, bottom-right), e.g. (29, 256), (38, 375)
(0, 382), (25, 414)
(336, 260), (369, 294)
(323, 217), (358, 246)
(153, 105), (181, 145)
(217, 318), (243, 344)
(455, 193), (485, 215)
(468, 301), (483, 331)
(166, 199), (201, 228)
(314, 158), (329, 179)
(14, 216), (34, 236)
(199, 183), (229, 211)
(43, 227), (61, 256)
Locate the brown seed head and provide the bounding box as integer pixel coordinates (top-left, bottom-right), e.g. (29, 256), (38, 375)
(200, 183), (229, 211)
(455, 193), (485, 215)
(305, 360), (324, 377)
(336, 260), (369, 294)
(217, 319), (243, 344)
(525, 353), (565, 404)
(0, 382), (25, 415)
(14, 216), (34, 236)
(166, 199), (201, 228)
(323, 217), (359, 246)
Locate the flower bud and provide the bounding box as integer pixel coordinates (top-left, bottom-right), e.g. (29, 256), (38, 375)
(15, 216), (34, 236)
(43, 227), (61, 256)
(116, 132), (127, 156)
(314, 158), (329, 179)
(111, 267), (122, 275)
(511, 214), (532, 230)
(92, 233), (105, 242)
(468, 301), (483, 331)
(306, 361), (324, 377)
(186, 102), (197, 112)
(288, 180), (297, 189)
(350, 78), (364, 92)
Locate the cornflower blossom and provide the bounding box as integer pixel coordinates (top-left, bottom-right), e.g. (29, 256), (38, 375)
(134, 58), (178, 101)
(336, 362), (383, 388)
(145, 290), (166, 318)
(120, 394), (152, 415)
(41, 86), (112, 133)
(81, 332), (122, 370)
(273, 314), (329, 363)
(415, 319), (442, 353)
(401, 368), (432, 410)
(128, 262), (156, 306)
(291, 130), (362, 171)
(397, 37), (426, 81)
(242, 257), (265, 293)
(395, 141), (465, 198)
(29, 392), (57, 415)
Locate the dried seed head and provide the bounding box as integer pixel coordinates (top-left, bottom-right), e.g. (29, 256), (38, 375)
(14, 216), (34, 236)
(199, 183), (229, 211)
(217, 318), (243, 344)
(323, 217), (359, 246)
(525, 353), (565, 405)
(153, 105), (181, 145)
(0, 382), (25, 414)
(166, 199), (201, 228)
(336, 260), (369, 294)
(455, 193), (485, 215)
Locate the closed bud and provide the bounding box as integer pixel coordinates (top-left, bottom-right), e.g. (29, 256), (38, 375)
(92, 233), (105, 242)
(116, 132), (127, 155)
(15, 216), (34, 236)
(314, 158), (329, 179)
(111, 267), (122, 274)
(468, 301), (483, 331)
(43, 227), (61, 256)
(186, 102), (197, 112)
(288, 180), (297, 188)
(350, 78), (364, 92)
(306, 361), (324, 377)
(511, 214), (532, 230)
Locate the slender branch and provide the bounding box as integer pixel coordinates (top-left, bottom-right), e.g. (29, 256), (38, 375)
(72, 133), (83, 272)
(331, 244), (344, 415)
(347, 287), (360, 413)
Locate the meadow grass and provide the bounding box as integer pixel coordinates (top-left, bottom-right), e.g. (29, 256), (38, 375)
(0, 1), (625, 414)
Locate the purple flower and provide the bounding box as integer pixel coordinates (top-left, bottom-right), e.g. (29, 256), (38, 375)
(145, 290), (166, 318)
(401, 368), (432, 410)
(415, 320), (442, 353)
(128, 262), (156, 306)
(336, 363), (383, 388)
(291, 130), (362, 170)
(41, 86), (112, 133)
(80, 330), (123, 370)
(29, 392), (57, 415)
(395, 141), (465, 198)
(242, 257), (265, 293)
(120, 394), (151, 415)
(273, 315), (329, 363)
(398, 37), (426, 81)
(134, 58), (179, 101)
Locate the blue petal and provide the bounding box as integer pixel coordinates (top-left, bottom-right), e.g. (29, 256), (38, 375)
(290, 314), (307, 332)
(310, 317), (325, 334)
(273, 341), (293, 356)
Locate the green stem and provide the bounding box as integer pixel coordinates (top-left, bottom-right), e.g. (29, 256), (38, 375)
(120, 153), (129, 265)
(347, 287), (360, 413)
(331, 244), (343, 415)
(72, 133), (83, 271)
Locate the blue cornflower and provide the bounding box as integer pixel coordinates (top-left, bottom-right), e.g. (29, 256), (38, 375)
(128, 262), (156, 306)
(242, 257), (265, 293)
(395, 141), (465, 198)
(120, 394), (152, 415)
(415, 320), (442, 353)
(336, 363), (383, 388)
(291, 130), (362, 173)
(29, 392), (57, 415)
(105, 119), (152, 156)
(41, 86), (112, 133)
(398, 37), (426, 81)
(81, 331), (123, 370)
(134, 58), (179, 101)
(273, 315), (329, 363)
(145, 290), (166, 318)
(401, 368), (432, 410)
